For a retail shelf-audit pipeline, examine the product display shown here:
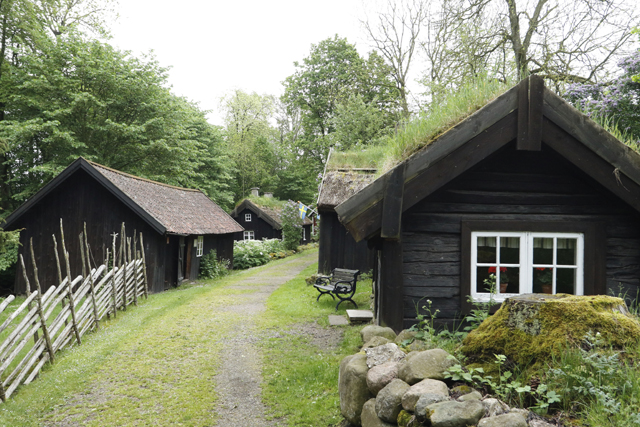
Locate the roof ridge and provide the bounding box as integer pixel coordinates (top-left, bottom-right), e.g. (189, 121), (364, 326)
(84, 158), (202, 193)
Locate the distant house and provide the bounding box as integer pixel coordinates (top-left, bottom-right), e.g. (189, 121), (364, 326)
(317, 169), (376, 274)
(230, 188), (313, 244)
(336, 76), (640, 332)
(3, 157), (243, 294)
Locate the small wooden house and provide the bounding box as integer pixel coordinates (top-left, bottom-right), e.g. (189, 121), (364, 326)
(230, 191), (312, 244)
(4, 158), (243, 294)
(317, 170), (376, 274)
(336, 76), (640, 332)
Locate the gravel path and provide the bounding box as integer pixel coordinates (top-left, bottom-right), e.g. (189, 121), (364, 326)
(212, 252), (317, 426)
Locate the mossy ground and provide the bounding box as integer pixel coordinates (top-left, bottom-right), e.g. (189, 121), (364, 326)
(461, 294), (640, 367)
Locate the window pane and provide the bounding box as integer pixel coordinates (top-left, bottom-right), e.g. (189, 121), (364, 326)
(557, 238), (577, 266)
(557, 268), (576, 294)
(533, 267), (553, 293)
(477, 237), (496, 263)
(533, 238), (553, 264)
(499, 267), (520, 294)
(500, 237), (520, 264)
(476, 266), (494, 293)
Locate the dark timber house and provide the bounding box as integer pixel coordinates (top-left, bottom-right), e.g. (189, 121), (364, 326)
(230, 189), (313, 244)
(317, 170), (376, 274)
(335, 76), (640, 332)
(4, 157), (243, 294)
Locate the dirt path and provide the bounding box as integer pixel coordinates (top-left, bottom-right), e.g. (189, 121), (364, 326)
(213, 252), (317, 426)
(36, 251), (318, 427)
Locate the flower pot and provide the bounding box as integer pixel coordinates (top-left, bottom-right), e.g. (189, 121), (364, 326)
(500, 283), (508, 293)
(541, 284), (552, 294)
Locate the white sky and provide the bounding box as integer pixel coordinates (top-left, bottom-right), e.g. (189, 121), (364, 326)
(108, 0), (372, 126)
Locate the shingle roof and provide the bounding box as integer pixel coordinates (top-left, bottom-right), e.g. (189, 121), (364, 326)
(89, 162), (243, 235)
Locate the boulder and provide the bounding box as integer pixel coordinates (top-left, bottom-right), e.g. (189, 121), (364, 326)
(366, 361), (399, 396)
(414, 393), (450, 415)
(529, 419), (557, 427)
(482, 398), (510, 417)
(375, 379), (410, 423)
(361, 399), (396, 427)
(365, 343), (406, 368)
(362, 325), (397, 343)
(397, 410), (422, 427)
(457, 390), (482, 401)
(401, 379), (449, 411)
(362, 336), (392, 350)
(478, 412), (528, 427)
(339, 354), (372, 425)
(398, 349), (457, 384)
(461, 294), (640, 365)
(422, 400), (485, 427)
(395, 329), (417, 345)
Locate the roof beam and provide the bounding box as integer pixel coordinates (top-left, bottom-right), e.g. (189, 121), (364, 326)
(517, 75), (543, 151)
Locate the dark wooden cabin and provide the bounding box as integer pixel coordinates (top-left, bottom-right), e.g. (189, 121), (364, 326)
(317, 170), (376, 274)
(230, 194), (312, 244)
(336, 76), (640, 332)
(3, 158), (243, 294)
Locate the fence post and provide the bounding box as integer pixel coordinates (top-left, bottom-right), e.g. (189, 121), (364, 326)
(111, 232), (118, 316)
(28, 241), (55, 363)
(120, 223), (127, 310)
(19, 255), (38, 346)
(140, 232), (148, 298)
(52, 235), (69, 328)
(60, 219), (82, 345)
(83, 223), (100, 330)
(133, 231), (139, 305)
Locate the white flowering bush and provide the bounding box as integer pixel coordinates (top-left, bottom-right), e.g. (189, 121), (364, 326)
(233, 238), (289, 269)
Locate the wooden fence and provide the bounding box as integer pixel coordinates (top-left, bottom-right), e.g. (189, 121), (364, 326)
(0, 220), (147, 401)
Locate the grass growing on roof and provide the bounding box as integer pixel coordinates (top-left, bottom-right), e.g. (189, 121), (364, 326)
(241, 194), (287, 208)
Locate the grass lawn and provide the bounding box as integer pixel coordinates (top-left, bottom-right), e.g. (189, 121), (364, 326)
(0, 249), (369, 427)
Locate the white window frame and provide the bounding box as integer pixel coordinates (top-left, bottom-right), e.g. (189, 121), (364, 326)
(196, 235), (204, 257)
(245, 213), (252, 222)
(302, 227), (306, 241)
(243, 230), (255, 241)
(470, 231), (584, 302)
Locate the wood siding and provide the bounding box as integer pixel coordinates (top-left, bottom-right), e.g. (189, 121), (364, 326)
(400, 142), (640, 328)
(318, 210), (375, 275)
(233, 208), (282, 241)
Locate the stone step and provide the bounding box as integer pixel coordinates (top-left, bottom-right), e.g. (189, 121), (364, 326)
(347, 309), (374, 323)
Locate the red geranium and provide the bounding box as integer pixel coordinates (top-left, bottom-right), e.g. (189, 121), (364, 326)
(488, 266), (507, 273)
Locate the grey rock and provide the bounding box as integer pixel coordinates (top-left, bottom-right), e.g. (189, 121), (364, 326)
(375, 379), (410, 423)
(362, 325), (397, 343)
(362, 336), (392, 350)
(366, 361), (399, 396)
(402, 378), (449, 411)
(457, 390), (482, 401)
(510, 408), (530, 419)
(361, 399), (396, 427)
(404, 339), (434, 352)
(365, 343), (406, 368)
(397, 349), (458, 384)
(422, 400), (485, 427)
(339, 354), (372, 425)
(394, 329), (417, 344)
(478, 412), (528, 427)
(482, 398), (510, 417)
(414, 393), (450, 416)
(529, 419), (557, 427)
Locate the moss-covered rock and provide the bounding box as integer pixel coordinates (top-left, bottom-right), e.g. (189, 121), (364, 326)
(461, 294), (640, 366)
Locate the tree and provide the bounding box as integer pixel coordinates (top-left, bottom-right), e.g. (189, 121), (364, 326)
(362, 0), (429, 118)
(221, 89), (279, 200)
(280, 200), (303, 251)
(419, 0), (639, 99)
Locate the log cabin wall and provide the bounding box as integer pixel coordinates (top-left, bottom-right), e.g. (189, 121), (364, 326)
(232, 207), (282, 241)
(400, 141), (640, 329)
(12, 169), (166, 294)
(318, 210), (375, 275)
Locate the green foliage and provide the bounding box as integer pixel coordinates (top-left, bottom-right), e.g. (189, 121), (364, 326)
(401, 299), (465, 354)
(464, 274), (499, 332)
(197, 250), (230, 280)
(280, 200), (302, 251)
(233, 238), (291, 270)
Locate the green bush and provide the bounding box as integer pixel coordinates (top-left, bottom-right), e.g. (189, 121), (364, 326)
(281, 201), (303, 251)
(198, 250), (230, 280)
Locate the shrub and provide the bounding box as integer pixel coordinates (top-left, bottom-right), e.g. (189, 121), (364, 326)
(233, 240), (271, 270)
(281, 200), (303, 251)
(198, 250), (230, 280)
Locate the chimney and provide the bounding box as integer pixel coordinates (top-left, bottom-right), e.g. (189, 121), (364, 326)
(264, 192), (273, 198)
(251, 187), (259, 197)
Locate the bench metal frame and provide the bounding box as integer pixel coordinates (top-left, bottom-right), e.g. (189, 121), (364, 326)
(314, 268), (360, 311)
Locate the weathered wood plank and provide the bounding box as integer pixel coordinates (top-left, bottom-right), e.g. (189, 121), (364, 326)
(404, 286), (460, 298)
(403, 262), (460, 276)
(381, 163), (405, 239)
(403, 274), (459, 287)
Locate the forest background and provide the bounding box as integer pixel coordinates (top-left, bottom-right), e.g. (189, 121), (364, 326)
(0, 0), (638, 271)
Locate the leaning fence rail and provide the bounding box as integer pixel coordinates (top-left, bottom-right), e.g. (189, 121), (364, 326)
(0, 220), (147, 401)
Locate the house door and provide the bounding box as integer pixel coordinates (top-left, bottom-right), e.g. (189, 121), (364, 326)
(177, 237), (185, 282)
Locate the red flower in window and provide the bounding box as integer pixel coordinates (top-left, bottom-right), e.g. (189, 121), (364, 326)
(488, 267), (507, 273)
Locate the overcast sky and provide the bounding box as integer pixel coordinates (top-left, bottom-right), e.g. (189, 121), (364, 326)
(108, 0), (372, 126)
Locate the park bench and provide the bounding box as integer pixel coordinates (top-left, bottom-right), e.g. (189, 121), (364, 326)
(314, 268), (360, 311)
